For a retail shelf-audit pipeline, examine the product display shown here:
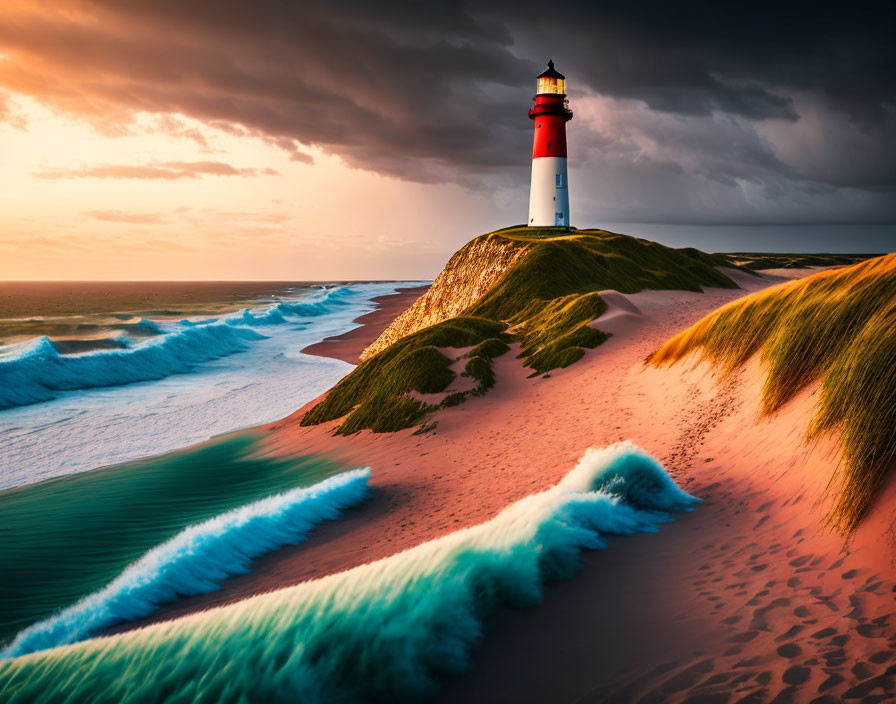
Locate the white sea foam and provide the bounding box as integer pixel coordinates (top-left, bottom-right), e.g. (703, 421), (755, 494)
(0, 285), (360, 410)
(1, 467), (371, 659)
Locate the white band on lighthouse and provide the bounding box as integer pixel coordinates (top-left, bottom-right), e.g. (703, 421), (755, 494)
(528, 156), (569, 227)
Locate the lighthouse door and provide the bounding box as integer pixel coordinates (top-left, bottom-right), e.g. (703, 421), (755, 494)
(555, 212), (565, 226)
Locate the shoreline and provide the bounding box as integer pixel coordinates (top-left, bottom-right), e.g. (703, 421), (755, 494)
(300, 284), (428, 364)
(0, 282), (426, 492)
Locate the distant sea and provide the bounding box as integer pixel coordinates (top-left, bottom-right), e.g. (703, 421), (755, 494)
(0, 281), (361, 347)
(0, 280), (424, 489)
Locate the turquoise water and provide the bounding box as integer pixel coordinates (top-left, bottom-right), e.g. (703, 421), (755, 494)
(0, 433), (348, 646)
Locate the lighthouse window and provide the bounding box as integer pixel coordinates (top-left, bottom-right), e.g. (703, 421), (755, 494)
(547, 141), (551, 148)
(555, 173), (564, 188)
(537, 77), (565, 95)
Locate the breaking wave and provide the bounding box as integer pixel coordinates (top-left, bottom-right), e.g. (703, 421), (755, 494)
(0, 286), (357, 410)
(1, 467), (371, 659)
(0, 324), (266, 409)
(0, 443), (698, 702)
(223, 286), (359, 326)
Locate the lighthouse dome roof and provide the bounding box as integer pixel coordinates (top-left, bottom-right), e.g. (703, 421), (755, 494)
(537, 60), (565, 80)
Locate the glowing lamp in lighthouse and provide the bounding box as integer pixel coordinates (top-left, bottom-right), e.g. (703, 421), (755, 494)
(528, 60), (573, 227)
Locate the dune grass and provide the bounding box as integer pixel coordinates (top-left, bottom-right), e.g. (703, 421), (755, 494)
(303, 228), (739, 433)
(512, 292), (609, 373)
(716, 252), (878, 270)
(649, 254), (896, 532)
(464, 355), (495, 390)
(468, 228), (737, 323)
(300, 317), (507, 434)
(462, 337), (510, 393)
(467, 228), (737, 374)
(470, 337), (511, 360)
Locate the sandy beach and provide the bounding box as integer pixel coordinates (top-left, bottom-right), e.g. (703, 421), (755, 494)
(301, 285), (429, 364)
(102, 266), (896, 702)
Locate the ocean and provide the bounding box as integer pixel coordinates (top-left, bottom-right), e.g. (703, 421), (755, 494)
(0, 280), (423, 490)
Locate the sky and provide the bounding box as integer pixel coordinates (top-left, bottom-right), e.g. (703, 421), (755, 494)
(0, 0), (894, 280)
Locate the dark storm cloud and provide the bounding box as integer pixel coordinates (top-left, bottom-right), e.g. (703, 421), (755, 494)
(498, 3), (895, 121)
(2, 0), (894, 223)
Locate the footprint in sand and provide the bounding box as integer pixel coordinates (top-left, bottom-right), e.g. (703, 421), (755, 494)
(775, 625), (803, 641)
(788, 555), (812, 568)
(856, 623), (883, 638)
(776, 643), (801, 658)
(851, 661), (873, 679)
(822, 648), (847, 667)
(729, 631), (760, 643)
(817, 672), (844, 692)
(782, 665), (811, 685)
(810, 627), (837, 639)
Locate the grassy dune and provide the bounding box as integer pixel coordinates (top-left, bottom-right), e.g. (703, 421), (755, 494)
(301, 317), (508, 434)
(716, 252), (878, 271)
(650, 254), (896, 531)
(303, 227), (737, 433)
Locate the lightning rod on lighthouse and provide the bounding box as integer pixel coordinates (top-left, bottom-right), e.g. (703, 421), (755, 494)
(528, 60), (573, 227)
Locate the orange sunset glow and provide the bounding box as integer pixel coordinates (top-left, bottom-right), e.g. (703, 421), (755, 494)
(1, 97), (513, 280)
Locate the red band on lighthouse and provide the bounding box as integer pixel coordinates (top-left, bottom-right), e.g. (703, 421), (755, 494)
(532, 115), (568, 159)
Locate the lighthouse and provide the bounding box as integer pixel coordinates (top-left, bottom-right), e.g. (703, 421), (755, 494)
(528, 60), (573, 227)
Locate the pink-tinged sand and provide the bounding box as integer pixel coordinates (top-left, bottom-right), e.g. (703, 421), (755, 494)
(301, 284), (428, 364)
(114, 268), (896, 702)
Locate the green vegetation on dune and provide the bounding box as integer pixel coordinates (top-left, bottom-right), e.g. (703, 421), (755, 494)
(650, 254), (896, 532)
(678, 247), (756, 275)
(463, 337), (510, 392)
(303, 227), (738, 433)
(469, 337), (511, 360)
(469, 228), (738, 322)
(464, 355), (496, 390)
(300, 317), (507, 434)
(0, 434), (345, 645)
(470, 229), (738, 373)
(511, 292), (608, 373)
(716, 252), (879, 271)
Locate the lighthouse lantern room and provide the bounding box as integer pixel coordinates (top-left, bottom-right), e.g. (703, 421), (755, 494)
(528, 60), (573, 227)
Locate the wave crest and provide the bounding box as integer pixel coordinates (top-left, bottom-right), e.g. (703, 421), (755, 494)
(0, 286), (357, 409)
(0, 442), (697, 702)
(1, 467), (371, 659)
